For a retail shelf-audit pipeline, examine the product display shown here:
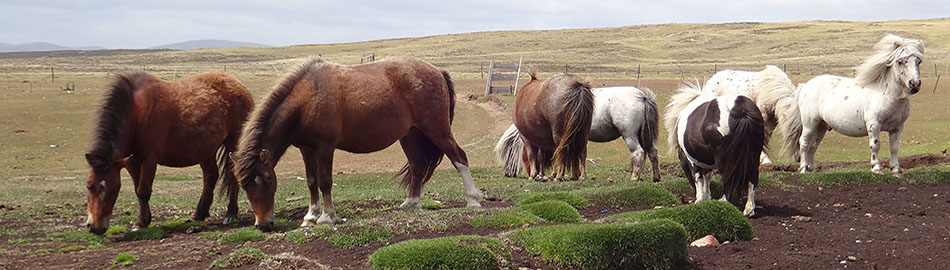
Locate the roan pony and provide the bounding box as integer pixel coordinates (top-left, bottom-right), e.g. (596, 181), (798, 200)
(496, 86), (660, 181)
(779, 34), (924, 176)
(506, 72), (594, 181)
(231, 58), (483, 231)
(665, 82), (766, 217)
(703, 65), (797, 164)
(84, 72), (253, 234)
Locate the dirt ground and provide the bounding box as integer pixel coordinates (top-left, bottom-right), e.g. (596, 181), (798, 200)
(3, 155), (949, 269)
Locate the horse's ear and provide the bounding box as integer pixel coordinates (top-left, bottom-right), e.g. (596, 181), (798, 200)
(84, 153), (94, 165)
(259, 149), (270, 163)
(115, 156), (131, 168)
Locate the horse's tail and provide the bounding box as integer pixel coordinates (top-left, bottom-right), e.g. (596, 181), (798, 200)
(718, 96), (766, 207)
(215, 145), (233, 199)
(394, 70), (455, 187)
(756, 65), (796, 122)
(495, 124), (525, 177)
(776, 84), (803, 161)
(637, 87), (659, 160)
(552, 79), (594, 176)
(664, 81), (704, 155)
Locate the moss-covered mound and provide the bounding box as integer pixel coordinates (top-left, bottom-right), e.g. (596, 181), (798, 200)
(369, 235), (511, 270)
(511, 191), (589, 209)
(507, 219), (689, 269)
(467, 208), (545, 229)
(607, 200), (753, 241)
(575, 182), (678, 208)
(518, 200), (583, 223)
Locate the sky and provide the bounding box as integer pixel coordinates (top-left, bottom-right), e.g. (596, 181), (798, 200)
(1, 0), (947, 49)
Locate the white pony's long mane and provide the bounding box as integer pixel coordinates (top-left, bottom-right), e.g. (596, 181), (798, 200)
(854, 34), (924, 87)
(663, 80), (704, 155)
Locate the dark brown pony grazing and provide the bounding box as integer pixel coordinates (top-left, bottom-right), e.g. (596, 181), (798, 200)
(513, 71), (594, 181)
(231, 58), (483, 231)
(84, 72), (253, 234)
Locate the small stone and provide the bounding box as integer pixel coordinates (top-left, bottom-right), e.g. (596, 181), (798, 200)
(690, 235), (720, 247)
(840, 260), (847, 264)
(654, 206), (664, 209)
(847, 256), (857, 261)
(903, 228), (909, 232)
(818, 186), (823, 191)
(833, 203), (845, 207)
(865, 213), (873, 217)
(792, 215), (812, 222)
(898, 187), (907, 191)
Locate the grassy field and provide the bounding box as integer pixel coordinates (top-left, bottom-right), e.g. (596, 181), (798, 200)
(1, 18), (949, 244)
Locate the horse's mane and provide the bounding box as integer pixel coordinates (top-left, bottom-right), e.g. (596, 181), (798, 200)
(663, 81), (704, 155)
(233, 58), (323, 185)
(86, 72), (147, 173)
(854, 34), (924, 87)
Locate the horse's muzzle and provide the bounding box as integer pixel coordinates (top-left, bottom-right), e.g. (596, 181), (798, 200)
(88, 224), (107, 235)
(909, 79), (921, 94)
(255, 221), (275, 232)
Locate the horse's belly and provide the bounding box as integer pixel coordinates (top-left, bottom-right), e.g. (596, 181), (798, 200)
(819, 100), (868, 137)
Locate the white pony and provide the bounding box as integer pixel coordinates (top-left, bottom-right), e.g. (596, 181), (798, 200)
(496, 86), (660, 181)
(702, 65), (797, 164)
(779, 34), (924, 176)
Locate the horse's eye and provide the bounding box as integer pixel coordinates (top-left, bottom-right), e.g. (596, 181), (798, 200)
(87, 185), (95, 191)
(897, 59), (906, 65)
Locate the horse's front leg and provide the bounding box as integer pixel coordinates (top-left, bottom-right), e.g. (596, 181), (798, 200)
(888, 128), (904, 177)
(315, 147), (340, 224)
(867, 124), (884, 174)
(131, 159), (157, 230)
(693, 170), (711, 203)
(299, 147), (323, 227)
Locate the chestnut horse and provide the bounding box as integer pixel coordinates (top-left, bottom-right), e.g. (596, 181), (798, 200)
(84, 72), (253, 234)
(512, 71), (594, 181)
(231, 58), (483, 231)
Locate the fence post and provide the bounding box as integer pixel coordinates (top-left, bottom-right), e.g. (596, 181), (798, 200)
(50, 66), (54, 83)
(513, 57), (523, 95)
(29, 81), (32, 93)
(636, 64), (641, 89)
(485, 60), (494, 95)
(564, 64), (568, 74)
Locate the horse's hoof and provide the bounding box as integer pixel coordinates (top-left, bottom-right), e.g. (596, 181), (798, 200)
(300, 219), (318, 227)
(222, 217), (236, 225)
(743, 209), (755, 217)
(399, 198), (422, 209)
(466, 201), (483, 208)
(316, 213), (340, 224)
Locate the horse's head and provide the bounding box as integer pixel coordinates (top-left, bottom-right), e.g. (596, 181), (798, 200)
(83, 154), (128, 235)
(232, 149), (277, 231)
(891, 52), (923, 95)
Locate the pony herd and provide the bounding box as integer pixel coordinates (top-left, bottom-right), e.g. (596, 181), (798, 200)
(83, 34), (924, 234)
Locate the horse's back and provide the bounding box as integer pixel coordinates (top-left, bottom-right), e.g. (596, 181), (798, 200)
(704, 70), (758, 98)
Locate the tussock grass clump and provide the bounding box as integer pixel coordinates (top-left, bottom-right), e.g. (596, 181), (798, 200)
(328, 227), (394, 248)
(369, 235), (511, 270)
(575, 182), (678, 208)
(510, 191), (589, 209)
(507, 219), (689, 270)
(211, 247), (269, 269)
(119, 227), (167, 241)
(467, 208), (544, 229)
(219, 227), (266, 244)
(518, 200), (583, 223)
(607, 200), (753, 241)
(113, 253), (138, 266)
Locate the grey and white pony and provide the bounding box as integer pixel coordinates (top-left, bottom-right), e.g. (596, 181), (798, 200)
(703, 65), (797, 164)
(665, 82), (766, 217)
(779, 34), (924, 176)
(496, 86), (660, 181)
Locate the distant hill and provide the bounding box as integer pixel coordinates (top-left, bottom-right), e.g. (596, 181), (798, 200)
(149, 39), (270, 50)
(0, 42), (105, 53)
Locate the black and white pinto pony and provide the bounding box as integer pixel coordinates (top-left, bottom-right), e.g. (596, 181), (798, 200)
(779, 34), (924, 177)
(665, 82), (766, 217)
(703, 65), (797, 164)
(496, 86), (661, 181)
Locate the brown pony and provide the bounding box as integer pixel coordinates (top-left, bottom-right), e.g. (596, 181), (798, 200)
(84, 72), (253, 234)
(231, 58), (483, 231)
(513, 71), (594, 181)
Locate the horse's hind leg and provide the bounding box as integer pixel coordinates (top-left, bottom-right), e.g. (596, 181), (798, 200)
(420, 128), (483, 207)
(799, 122), (828, 173)
(624, 136), (646, 181)
(397, 131), (433, 208)
(647, 143), (661, 182)
(194, 159), (219, 221)
(743, 182), (756, 217)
